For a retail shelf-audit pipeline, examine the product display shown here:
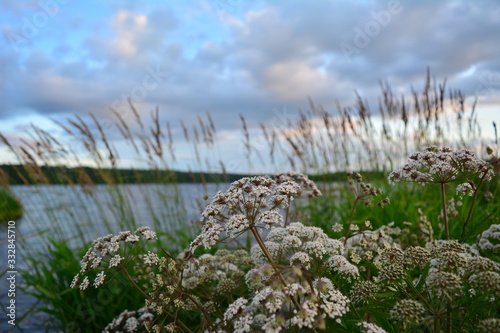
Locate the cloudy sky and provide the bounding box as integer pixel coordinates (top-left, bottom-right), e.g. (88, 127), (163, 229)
(0, 0), (499, 172)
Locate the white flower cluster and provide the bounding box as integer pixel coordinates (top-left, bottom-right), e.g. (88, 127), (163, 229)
(389, 299), (426, 324)
(346, 223), (401, 261)
(357, 321), (388, 333)
(474, 223), (500, 251)
(327, 255), (360, 282)
(438, 197), (462, 222)
(248, 222), (346, 270)
(181, 249), (252, 290)
(190, 174), (321, 251)
(70, 226), (157, 290)
(478, 318), (500, 333)
(417, 240), (499, 301)
(103, 306), (154, 333)
(389, 146), (494, 185)
(222, 276), (349, 333)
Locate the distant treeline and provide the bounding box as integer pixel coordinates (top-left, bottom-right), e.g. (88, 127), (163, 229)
(0, 164), (247, 185)
(0, 164), (388, 185)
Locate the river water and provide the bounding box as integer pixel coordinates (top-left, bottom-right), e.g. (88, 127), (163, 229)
(0, 183), (229, 332)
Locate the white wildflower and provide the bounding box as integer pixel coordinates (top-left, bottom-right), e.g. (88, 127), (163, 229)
(266, 228), (288, 242)
(226, 214), (250, 237)
(456, 182), (473, 197)
(350, 224), (360, 232)
(389, 299), (426, 324)
(323, 238), (345, 256)
(70, 274), (79, 288)
(302, 241), (326, 258)
(90, 256), (102, 269)
(281, 235), (302, 249)
(143, 251), (160, 265)
(262, 314), (284, 333)
(125, 234), (140, 243)
(290, 251), (311, 269)
(358, 321), (388, 333)
(124, 317), (139, 331)
(233, 314), (253, 333)
(332, 223), (343, 232)
(327, 255), (359, 281)
(80, 276), (90, 290)
(94, 271), (105, 288)
(259, 209), (284, 228)
(224, 298), (248, 323)
(109, 254), (124, 268)
(320, 288), (350, 319)
(284, 283), (306, 297)
(290, 300), (318, 329)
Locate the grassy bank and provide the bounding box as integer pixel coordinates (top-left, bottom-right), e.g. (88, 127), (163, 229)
(0, 187), (22, 222)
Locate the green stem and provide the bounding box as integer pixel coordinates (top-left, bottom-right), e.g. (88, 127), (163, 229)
(180, 291), (214, 327)
(176, 319), (194, 333)
(250, 226), (301, 310)
(344, 197), (359, 245)
(250, 226), (287, 286)
(403, 277), (433, 310)
(446, 303), (452, 333)
(440, 182), (449, 239)
(435, 316), (441, 333)
(284, 205), (290, 227)
(122, 267), (150, 300)
(122, 268), (193, 333)
(459, 174), (486, 242)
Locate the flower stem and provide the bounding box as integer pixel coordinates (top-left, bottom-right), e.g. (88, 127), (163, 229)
(122, 267), (193, 333)
(435, 316), (441, 333)
(249, 226), (301, 310)
(250, 226), (287, 286)
(344, 197), (359, 245)
(122, 267), (150, 300)
(459, 174), (486, 242)
(284, 205), (291, 227)
(440, 182), (449, 239)
(403, 277), (432, 310)
(446, 303), (452, 333)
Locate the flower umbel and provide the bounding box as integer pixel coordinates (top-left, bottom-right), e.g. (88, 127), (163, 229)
(190, 173), (321, 251)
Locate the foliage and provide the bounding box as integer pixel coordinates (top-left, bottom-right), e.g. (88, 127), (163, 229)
(19, 239), (146, 332)
(0, 187), (22, 222)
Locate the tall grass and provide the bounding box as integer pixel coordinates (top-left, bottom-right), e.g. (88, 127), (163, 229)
(248, 69), (489, 175)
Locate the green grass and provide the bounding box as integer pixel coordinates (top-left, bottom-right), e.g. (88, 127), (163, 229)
(0, 187), (22, 222)
(299, 173), (500, 245)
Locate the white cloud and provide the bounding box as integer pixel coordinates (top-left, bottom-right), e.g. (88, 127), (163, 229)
(264, 60), (330, 100)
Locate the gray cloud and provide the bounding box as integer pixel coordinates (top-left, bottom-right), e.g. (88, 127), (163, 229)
(0, 0), (499, 136)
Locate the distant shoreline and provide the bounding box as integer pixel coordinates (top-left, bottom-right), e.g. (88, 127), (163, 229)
(0, 164), (387, 185)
